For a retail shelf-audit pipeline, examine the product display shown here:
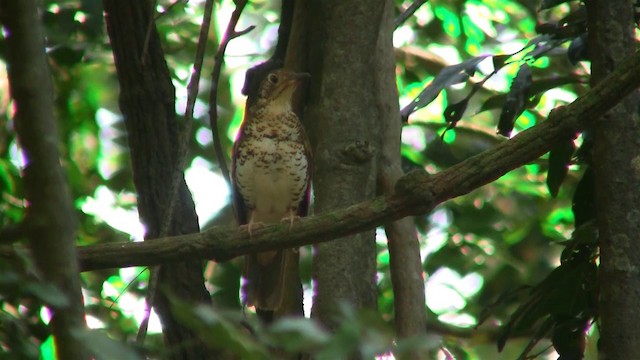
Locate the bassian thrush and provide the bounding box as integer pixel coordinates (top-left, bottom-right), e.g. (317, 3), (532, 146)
(232, 69), (311, 321)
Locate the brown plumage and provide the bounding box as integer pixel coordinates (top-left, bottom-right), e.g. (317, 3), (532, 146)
(232, 69), (311, 317)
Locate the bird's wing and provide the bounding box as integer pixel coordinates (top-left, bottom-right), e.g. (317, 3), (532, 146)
(297, 126), (312, 218)
(231, 123), (249, 225)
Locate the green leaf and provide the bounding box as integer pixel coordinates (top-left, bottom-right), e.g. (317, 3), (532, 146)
(71, 329), (142, 360)
(39, 335), (56, 360)
(0, 159), (16, 194)
(266, 318), (330, 352)
(394, 335), (441, 357)
(23, 283), (69, 308)
(169, 296), (270, 359)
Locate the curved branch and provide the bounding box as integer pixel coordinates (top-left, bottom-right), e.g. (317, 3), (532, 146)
(209, 0), (252, 186)
(394, 0), (428, 29)
(3, 50), (640, 272)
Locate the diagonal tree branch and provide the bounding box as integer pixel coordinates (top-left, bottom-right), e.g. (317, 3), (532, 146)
(394, 0), (428, 29)
(3, 50), (640, 272)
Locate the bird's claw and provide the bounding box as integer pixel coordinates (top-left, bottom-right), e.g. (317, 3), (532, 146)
(280, 214), (301, 230)
(239, 221), (265, 237)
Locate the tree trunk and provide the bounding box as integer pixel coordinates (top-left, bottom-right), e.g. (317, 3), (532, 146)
(586, 0), (640, 358)
(103, 1), (212, 358)
(0, 1), (88, 358)
(306, 0), (385, 338)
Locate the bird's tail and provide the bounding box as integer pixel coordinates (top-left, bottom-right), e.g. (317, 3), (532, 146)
(242, 248), (303, 323)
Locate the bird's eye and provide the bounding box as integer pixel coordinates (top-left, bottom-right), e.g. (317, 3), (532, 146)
(268, 74), (279, 84)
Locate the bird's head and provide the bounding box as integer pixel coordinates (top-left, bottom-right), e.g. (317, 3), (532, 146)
(256, 69), (310, 112)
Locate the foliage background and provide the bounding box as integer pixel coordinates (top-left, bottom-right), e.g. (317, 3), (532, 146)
(0, 0), (595, 358)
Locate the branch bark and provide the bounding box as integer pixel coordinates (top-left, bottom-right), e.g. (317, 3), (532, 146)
(0, 1), (87, 358)
(36, 47), (640, 271)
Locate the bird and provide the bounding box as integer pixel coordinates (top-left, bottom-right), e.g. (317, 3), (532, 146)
(232, 68), (311, 320)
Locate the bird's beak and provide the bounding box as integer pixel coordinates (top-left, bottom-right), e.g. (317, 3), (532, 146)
(289, 72), (311, 87)
(294, 72), (311, 80)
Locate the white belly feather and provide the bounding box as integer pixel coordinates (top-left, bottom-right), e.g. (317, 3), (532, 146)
(236, 136), (308, 224)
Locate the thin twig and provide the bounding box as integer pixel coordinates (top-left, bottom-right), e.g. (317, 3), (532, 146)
(137, 0), (215, 344)
(142, 1), (188, 64)
(155, 0), (187, 19)
(141, 0), (157, 65)
(394, 0), (428, 29)
(208, 0), (254, 187)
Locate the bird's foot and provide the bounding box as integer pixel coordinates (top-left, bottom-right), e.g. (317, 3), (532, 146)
(280, 213), (302, 230)
(239, 221), (265, 237)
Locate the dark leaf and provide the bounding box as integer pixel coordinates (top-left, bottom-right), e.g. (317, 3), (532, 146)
(572, 168), (595, 227)
(525, 38), (567, 60)
(492, 54), (510, 70)
(42, 8), (81, 40)
(520, 34), (554, 54)
(540, 0), (574, 10)
(478, 94), (506, 113)
(508, 317), (553, 357)
(477, 285), (531, 328)
(559, 6), (587, 26)
(535, 22), (561, 35)
(400, 55), (489, 121)
(497, 64), (532, 137)
(498, 244), (596, 354)
(568, 33), (589, 65)
(560, 221), (598, 264)
(574, 130), (592, 163)
(536, 21), (585, 40)
(478, 75), (583, 113)
(547, 140), (575, 197)
(48, 46), (85, 67)
(520, 34), (573, 60)
(443, 98), (470, 127)
(551, 318), (589, 360)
